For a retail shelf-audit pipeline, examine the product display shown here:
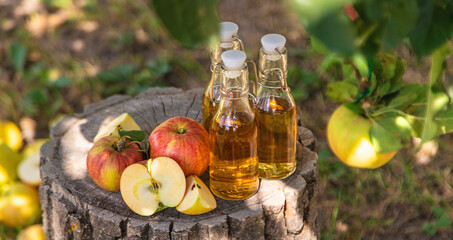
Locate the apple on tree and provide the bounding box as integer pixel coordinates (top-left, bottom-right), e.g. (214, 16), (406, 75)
(327, 104), (396, 169)
(120, 157), (186, 216)
(176, 175), (217, 215)
(87, 130), (147, 192)
(149, 116), (209, 176)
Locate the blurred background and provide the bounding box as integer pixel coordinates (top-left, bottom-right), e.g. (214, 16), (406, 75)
(0, 0), (453, 239)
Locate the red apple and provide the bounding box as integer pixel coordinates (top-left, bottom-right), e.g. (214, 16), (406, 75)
(149, 117), (209, 176)
(87, 136), (144, 191)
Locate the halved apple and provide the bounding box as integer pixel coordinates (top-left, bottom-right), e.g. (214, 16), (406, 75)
(93, 113), (141, 142)
(120, 157), (186, 216)
(18, 153), (41, 187)
(176, 175), (217, 215)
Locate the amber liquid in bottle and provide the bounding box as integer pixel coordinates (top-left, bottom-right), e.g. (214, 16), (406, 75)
(255, 97), (297, 179)
(202, 91), (220, 132)
(202, 39), (243, 133)
(209, 57), (259, 200)
(210, 109), (259, 200)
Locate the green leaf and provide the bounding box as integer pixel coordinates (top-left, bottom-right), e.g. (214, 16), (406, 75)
(389, 93), (417, 110)
(434, 214), (452, 229)
(8, 43), (27, 73)
(48, 77), (71, 88)
(423, 222), (437, 236)
(409, 1), (453, 58)
(341, 63), (357, 84)
(369, 114), (412, 153)
(149, 0), (219, 48)
(419, 43), (451, 147)
(364, 0), (418, 50)
(290, 0), (356, 55)
(118, 130), (146, 142)
(310, 36), (330, 54)
(352, 54), (369, 77)
(326, 81), (358, 103)
(433, 206), (445, 217)
(376, 80), (391, 98)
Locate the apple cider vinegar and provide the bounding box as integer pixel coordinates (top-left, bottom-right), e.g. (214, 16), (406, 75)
(255, 34), (297, 179)
(209, 50), (259, 200)
(255, 97), (297, 179)
(202, 22), (244, 133)
(209, 111), (259, 200)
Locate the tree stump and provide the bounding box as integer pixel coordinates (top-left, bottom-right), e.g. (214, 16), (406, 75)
(39, 87), (319, 240)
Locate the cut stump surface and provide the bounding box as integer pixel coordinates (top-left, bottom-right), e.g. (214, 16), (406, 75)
(40, 87), (319, 240)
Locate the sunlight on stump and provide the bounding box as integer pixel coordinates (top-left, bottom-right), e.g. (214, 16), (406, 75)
(39, 87), (319, 239)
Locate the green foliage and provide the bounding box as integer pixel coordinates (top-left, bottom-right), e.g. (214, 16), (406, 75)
(409, 0), (453, 57)
(290, 0), (356, 55)
(287, 66), (322, 101)
(290, 0), (453, 58)
(8, 43), (27, 73)
(119, 130), (146, 142)
(369, 113), (412, 152)
(419, 43), (452, 147)
(149, 0), (219, 48)
(320, 47), (453, 153)
(423, 206), (452, 236)
(95, 60), (172, 97)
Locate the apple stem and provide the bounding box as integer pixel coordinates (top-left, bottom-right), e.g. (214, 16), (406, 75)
(178, 128), (186, 134)
(117, 138), (126, 152)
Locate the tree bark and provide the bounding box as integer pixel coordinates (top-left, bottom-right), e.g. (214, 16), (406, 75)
(40, 87), (319, 240)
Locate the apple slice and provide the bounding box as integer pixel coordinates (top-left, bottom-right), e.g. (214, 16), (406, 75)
(176, 175), (217, 215)
(18, 153), (41, 186)
(120, 157), (186, 216)
(93, 113), (141, 142)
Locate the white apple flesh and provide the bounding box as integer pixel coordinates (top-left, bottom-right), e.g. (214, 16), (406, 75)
(120, 157), (186, 216)
(176, 175), (217, 215)
(94, 112), (141, 142)
(18, 153), (41, 187)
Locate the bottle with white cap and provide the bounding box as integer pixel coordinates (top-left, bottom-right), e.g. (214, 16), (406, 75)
(209, 50), (259, 200)
(202, 22), (245, 133)
(255, 33), (297, 179)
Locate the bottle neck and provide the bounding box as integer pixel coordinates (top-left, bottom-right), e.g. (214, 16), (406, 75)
(258, 47), (288, 88)
(210, 37), (243, 68)
(220, 65), (249, 99)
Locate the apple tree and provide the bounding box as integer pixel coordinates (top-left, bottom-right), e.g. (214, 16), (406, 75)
(147, 0), (453, 168)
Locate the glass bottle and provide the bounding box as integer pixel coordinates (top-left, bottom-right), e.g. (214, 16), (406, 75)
(255, 34), (297, 179)
(202, 22), (244, 133)
(209, 50), (259, 200)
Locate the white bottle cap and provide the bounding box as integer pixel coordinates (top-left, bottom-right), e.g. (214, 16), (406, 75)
(220, 22), (239, 41)
(261, 33), (286, 53)
(221, 50), (246, 70)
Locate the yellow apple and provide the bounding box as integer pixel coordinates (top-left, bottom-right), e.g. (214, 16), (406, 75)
(176, 175), (217, 215)
(17, 224), (46, 240)
(0, 182), (41, 228)
(0, 120), (22, 152)
(93, 113), (141, 142)
(327, 104), (397, 169)
(120, 157), (186, 216)
(0, 143), (21, 185)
